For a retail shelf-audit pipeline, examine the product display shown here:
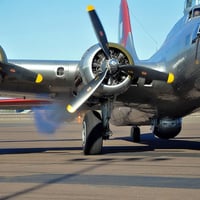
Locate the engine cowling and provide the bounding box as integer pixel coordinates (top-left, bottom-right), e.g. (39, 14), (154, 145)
(78, 42), (134, 96)
(153, 118), (182, 139)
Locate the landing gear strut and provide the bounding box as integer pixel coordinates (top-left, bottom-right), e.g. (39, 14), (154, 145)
(101, 99), (113, 140)
(130, 126), (141, 143)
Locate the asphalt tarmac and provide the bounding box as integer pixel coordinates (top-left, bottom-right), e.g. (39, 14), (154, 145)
(0, 113), (200, 199)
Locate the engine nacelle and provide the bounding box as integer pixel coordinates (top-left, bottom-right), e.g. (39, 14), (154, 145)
(153, 118), (182, 139)
(78, 43), (134, 96)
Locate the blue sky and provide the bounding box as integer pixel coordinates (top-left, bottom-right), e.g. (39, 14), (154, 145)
(0, 0), (184, 60)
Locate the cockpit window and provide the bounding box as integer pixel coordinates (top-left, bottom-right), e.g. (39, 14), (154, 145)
(185, 0), (200, 14)
(193, 7), (200, 17)
(188, 7), (200, 20)
(186, 0), (193, 8)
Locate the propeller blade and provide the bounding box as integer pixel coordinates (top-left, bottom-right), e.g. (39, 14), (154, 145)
(120, 65), (174, 84)
(0, 61), (43, 83)
(67, 69), (108, 113)
(87, 5), (110, 59)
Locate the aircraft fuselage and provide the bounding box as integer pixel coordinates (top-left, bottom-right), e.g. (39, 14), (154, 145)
(112, 8), (200, 125)
(1, 4), (200, 127)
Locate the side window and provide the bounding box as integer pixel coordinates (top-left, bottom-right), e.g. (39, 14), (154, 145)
(57, 67), (64, 77)
(188, 7), (200, 21)
(193, 8), (200, 17)
(191, 23), (200, 44)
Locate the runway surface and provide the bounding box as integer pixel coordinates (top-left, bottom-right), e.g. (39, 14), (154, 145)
(0, 113), (200, 199)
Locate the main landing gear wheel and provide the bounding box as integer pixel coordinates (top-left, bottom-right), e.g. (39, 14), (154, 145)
(130, 126), (141, 143)
(82, 111), (104, 155)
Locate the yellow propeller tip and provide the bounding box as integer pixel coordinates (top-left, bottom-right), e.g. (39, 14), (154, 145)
(67, 104), (76, 113)
(195, 59), (199, 65)
(87, 5), (95, 11)
(167, 73), (175, 84)
(35, 73), (43, 83)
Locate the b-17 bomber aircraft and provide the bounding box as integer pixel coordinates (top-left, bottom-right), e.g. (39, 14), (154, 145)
(0, 0), (200, 155)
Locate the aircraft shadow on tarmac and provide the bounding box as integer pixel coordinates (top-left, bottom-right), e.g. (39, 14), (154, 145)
(0, 138), (82, 155)
(0, 132), (200, 155)
(103, 132), (200, 154)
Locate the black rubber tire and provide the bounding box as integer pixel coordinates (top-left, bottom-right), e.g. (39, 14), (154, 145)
(153, 127), (181, 139)
(82, 111), (103, 155)
(130, 126), (141, 143)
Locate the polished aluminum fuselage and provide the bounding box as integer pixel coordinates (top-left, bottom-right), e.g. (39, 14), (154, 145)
(1, 10), (200, 126)
(111, 12), (200, 125)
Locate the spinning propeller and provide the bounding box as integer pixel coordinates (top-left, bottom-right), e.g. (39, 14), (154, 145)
(66, 5), (174, 114)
